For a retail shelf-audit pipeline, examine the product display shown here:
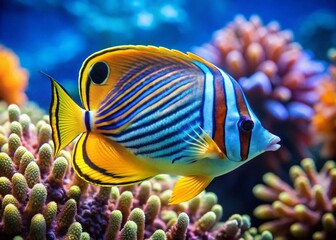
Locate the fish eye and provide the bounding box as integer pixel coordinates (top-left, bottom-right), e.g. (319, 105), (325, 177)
(89, 61), (110, 85)
(239, 116), (254, 132)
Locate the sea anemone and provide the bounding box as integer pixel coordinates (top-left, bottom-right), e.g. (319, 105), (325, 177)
(0, 103), (272, 239)
(311, 49), (336, 159)
(0, 45), (28, 105)
(253, 158), (336, 239)
(194, 15), (325, 169)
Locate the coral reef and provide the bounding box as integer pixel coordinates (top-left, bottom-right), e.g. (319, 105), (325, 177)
(194, 15), (325, 169)
(0, 103), (272, 239)
(253, 158), (336, 239)
(0, 45), (28, 105)
(312, 49), (336, 159)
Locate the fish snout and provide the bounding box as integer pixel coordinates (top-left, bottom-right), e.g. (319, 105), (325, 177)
(265, 135), (281, 151)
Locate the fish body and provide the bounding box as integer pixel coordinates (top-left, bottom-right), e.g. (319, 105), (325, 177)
(48, 45), (280, 204)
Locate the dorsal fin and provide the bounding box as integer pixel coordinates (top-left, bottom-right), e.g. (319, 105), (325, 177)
(78, 45), (215, 110)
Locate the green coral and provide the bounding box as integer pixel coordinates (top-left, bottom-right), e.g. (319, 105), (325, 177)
(36, 143), (53, 174)
(166, 212), (189, 240)
(67, 185), (82, 202)
(10, 121), (22, 138)
(44, 201), (57, 228)
(13, 146), (27, 166)
(8, 104), (21, 122)
(8, 133), (21, 157)
(11, 172), (28, 203)
(46, 156), (67, 186)
(29, 213), (46, 240)
(25, 183), (47, 217)
(19, 151), (34, 174)
(65, 222), (82, 240)
(1, 194), (20, 214)
(145, 195), (161, 225)
(2, 204), (22, 236)
(19, 113), (31, 136)
(24, 161), (41, 188)
(150, 229), (167, 240)
(0, 176), (11, 196)
(57, 198), (77, 234)
(128, 208), (146, 240)
(104, 210), (122, 240)
(0, 152), (14, 178)
(37, 123), (52, 147)
(120, 220), (138, 240)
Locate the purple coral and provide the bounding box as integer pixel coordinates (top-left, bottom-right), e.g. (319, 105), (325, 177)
(253, 158), (336, 239)
(194, 15), (325, 169)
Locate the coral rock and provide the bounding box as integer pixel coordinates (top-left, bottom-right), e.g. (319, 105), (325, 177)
(253, 158), (336, 239)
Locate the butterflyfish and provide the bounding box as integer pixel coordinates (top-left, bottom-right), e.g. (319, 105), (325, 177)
(47, 45), (281, 204)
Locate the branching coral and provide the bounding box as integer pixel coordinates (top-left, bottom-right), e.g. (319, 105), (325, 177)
(0, 103), (273, 239)
(0, 45), (28, 105)
(312, 49), (336, 159)
(194, 15), (325, 169)
(253, 158), (336, 239)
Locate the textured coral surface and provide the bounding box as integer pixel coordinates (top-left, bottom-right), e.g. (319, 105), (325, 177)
(0, 103), (272, 239)
(253, 158), (336, 239)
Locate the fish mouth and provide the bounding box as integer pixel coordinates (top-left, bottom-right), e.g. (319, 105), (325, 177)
(266, 136), (281, 151)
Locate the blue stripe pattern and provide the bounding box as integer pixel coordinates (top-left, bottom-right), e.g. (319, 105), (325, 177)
(193, 61), (215, 138)
(217, 67), (241, 160)
(93, 61), (205, 163)
(98, 76), (191, 131)
(97, 66), (180, 121)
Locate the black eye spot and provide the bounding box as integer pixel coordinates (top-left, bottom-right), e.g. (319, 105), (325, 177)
(89, 61), (109, 85)
(239, 116), (254, 132)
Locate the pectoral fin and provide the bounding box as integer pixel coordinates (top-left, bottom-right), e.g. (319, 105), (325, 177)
(169, 175), (213, 204)
(183, 126), (224, 161)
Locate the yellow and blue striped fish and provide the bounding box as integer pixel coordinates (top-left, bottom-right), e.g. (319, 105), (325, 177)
(48, 45), (280, 204)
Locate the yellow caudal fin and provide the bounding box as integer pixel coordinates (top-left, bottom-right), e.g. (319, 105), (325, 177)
(169, 175), (213, 205)
(72, 132), (157, 186)
(45, 72), (86, 156)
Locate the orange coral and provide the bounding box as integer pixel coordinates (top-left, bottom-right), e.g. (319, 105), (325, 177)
(312, 51), (336, 158)
(0, 45), (28, 105)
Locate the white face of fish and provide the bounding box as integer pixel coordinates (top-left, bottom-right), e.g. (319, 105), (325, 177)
(224, 109), (281, 163)
(247, 118), (281, 160)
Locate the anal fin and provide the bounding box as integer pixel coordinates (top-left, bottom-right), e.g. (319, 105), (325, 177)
(72, 132), (156, 186)
(169, 175), (213, 204)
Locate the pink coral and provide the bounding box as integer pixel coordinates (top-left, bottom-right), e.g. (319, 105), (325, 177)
(0, 45), (28, 105)
(194, 15), (325, 170)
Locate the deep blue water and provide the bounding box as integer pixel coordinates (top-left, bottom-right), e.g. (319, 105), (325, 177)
(1, 0), (335, 109)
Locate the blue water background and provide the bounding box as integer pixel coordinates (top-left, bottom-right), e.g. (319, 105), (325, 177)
(1, 0), (335, 109)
